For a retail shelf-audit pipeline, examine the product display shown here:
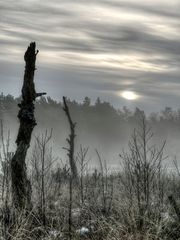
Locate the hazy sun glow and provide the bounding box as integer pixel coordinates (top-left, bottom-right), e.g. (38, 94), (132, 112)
(120, 91), (139, 100)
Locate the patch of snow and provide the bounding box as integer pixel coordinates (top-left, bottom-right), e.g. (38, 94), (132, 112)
(76, 227), (90, 236)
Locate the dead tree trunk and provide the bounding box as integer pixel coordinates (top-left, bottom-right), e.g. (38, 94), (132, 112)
(11, 42), (46, 211)
(63, 97), (78, 179)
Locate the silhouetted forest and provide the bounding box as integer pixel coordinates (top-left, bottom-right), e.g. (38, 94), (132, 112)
(0, 93), (180, 167)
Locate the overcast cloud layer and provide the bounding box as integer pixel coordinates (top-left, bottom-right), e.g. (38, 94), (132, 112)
(0, 0), (180, 112)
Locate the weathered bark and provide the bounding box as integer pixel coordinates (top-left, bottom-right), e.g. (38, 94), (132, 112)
(63, 97), (78, 179)
(11, 42), (46, 210)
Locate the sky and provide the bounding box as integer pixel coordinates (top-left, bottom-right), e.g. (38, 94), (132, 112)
(0, 0), (180, 112)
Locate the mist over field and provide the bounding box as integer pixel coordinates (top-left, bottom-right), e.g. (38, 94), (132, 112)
(1, 94), (179, 170)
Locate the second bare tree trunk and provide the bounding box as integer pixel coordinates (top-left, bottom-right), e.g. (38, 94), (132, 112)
(63, 97), (78, 179)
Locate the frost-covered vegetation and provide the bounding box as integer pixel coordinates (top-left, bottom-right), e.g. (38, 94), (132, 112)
(0, 107), (180, 240)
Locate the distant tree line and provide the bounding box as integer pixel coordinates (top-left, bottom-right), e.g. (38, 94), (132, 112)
(1, 93), (180, 122)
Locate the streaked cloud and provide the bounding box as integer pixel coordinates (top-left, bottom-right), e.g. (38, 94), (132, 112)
(0, 0), (179, 111)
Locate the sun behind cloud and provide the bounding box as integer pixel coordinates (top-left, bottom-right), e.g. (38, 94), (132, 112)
(118, 91), (140, 100)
